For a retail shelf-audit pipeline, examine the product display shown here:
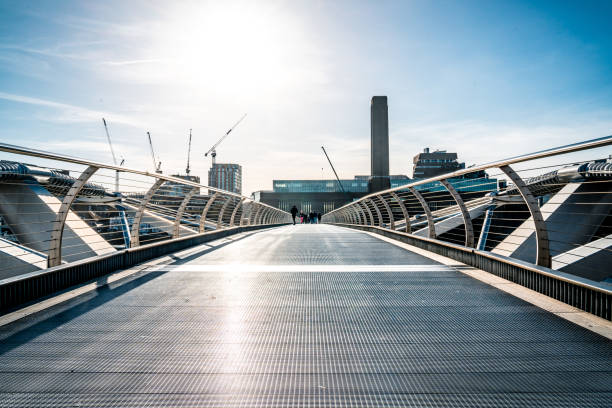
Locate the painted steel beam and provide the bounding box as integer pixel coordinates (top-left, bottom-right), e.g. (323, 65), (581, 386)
(173, 187), (198, 238)
(440, 179), (474, 248)
(48, 165), (98, 267)
(130, 178), (165, 248)
(500, 164), (551, 267)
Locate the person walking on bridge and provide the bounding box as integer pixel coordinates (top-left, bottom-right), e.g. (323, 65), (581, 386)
(290, 205), (298, 225)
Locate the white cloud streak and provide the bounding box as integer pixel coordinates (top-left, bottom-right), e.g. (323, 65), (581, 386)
(0, 91), (144, 127)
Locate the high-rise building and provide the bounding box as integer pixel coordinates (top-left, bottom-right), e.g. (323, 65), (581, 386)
(208, 163), (242, 194)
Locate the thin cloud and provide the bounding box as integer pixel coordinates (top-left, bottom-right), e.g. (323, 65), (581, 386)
(0, 91), (144, 127)
(102, 58), (164, 66)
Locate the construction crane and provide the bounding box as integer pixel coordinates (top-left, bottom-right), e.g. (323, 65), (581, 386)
(147, 131), (162, 173)
(321, 146), (351, 200)
(102, 118), (124, 192)
(185, 129), (192, 175)
(204, 113), (247, 165)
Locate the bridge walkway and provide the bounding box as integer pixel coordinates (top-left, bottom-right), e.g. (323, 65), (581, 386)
(0, 225), (610, 407)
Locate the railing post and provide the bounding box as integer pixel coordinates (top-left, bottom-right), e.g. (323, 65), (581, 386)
(253, 204), (264, 225)
(199, 192), (219, 233)
(264, 208), (273, 224)
(500, 165), (551, 267)
(390, 192), (410, 233)
(350, 205), (363, 225)
(348, 207), (358, 224)
(173, 187), (198, 238)
(130, 178), (165, 248)
(440, 179), (474, 248)
(217, 195), (233, 229)
(409, 186), (436, 239)
(358, 201), (374, 226)
(230, 198), (246, 227)
(261, 208), (270, 224)
(48, 165), (98, 267)
(258, 207), (268, 225)
(342, 208), (353, 224)
(355, 203), (367, 225)
(267, 209), (275, 224)
(336, 209), (344, 223)
(378, 195), (394, 230)
(367, 198), (384, 228)
(249, 203), (259, 225)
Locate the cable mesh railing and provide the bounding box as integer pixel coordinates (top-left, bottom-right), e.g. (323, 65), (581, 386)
(323, 136), (612, 318)
(0, 143), (291, 280)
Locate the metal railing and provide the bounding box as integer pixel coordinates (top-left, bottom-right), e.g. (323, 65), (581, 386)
(0, 142), (291, 280)
(323, 136), (612, 318)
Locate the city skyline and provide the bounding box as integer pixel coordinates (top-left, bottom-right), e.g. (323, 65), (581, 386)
(1, 0), (611, 195)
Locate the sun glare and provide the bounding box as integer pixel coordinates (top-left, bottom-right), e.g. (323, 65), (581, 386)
(151, 3), (301, 96)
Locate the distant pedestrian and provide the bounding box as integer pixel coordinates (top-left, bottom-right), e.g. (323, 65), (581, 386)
(317, 213), (322, 223)
(290, 205), (298, 225)
(300, 212), (305, 224)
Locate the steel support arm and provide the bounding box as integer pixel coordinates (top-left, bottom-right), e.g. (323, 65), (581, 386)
(355, 203), (367, 225)
(199, 192), (219, 233)
(390, 192), (410, 233)
(131, 178), (165, 247)
(367, 198), (384, 228)
(377, 195), (395, 230)
(261, 208), (271, 224)
(409, 186), (436, 239)
(440, 179), (474, 248)
(350, 205), (362, 225)
(230, 198), (246, 227)
(173, 187), (198, 238)
(253, 205), (264, 225)
(500, 165), (551, 267)
(48, 165), (99, 267)
(359, 201), (374, 226)
(217, 195), (234, 229)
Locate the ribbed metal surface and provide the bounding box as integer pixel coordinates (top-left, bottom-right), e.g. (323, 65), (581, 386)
(0, 224), (286, 313)
(0, 225), (610, 407)
(342, 223), (612, 320)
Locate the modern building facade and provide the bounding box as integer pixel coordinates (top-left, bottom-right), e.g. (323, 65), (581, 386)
(261, 175), (413, 213)
(252, 190), (364, 215)
(412, 148), (465, 179)
(165, 174), (201, 196)
(208, 163), (242, 195)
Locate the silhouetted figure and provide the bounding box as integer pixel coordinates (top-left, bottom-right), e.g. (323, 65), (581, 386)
(318, 213), (322, 223)
(290, 205), (298, 225)
(300, 212), (305, 224)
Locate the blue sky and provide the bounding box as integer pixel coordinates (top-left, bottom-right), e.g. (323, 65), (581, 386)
(0, 0), (611, 194)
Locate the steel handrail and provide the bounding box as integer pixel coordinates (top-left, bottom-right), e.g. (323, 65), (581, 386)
(0, 142), (287, 214)
(327, 135), (612, 214)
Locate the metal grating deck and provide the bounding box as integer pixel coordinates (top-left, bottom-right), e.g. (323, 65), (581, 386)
(0, 225), (610, 407)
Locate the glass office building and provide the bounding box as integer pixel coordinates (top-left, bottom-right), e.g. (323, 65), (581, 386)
(272, 175), (412, 194)
(273, 179), (368, 193)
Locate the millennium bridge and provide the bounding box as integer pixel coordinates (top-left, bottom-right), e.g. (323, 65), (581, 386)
(0, 137), (611, 407)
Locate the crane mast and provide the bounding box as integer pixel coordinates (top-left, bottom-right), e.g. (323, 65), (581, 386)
(204, 113), (247, 165)
(147, 132), (162, 174)
(102, 118), (121, 192)
(186, 129), (192, 175)
(321, 146), (351, 200)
